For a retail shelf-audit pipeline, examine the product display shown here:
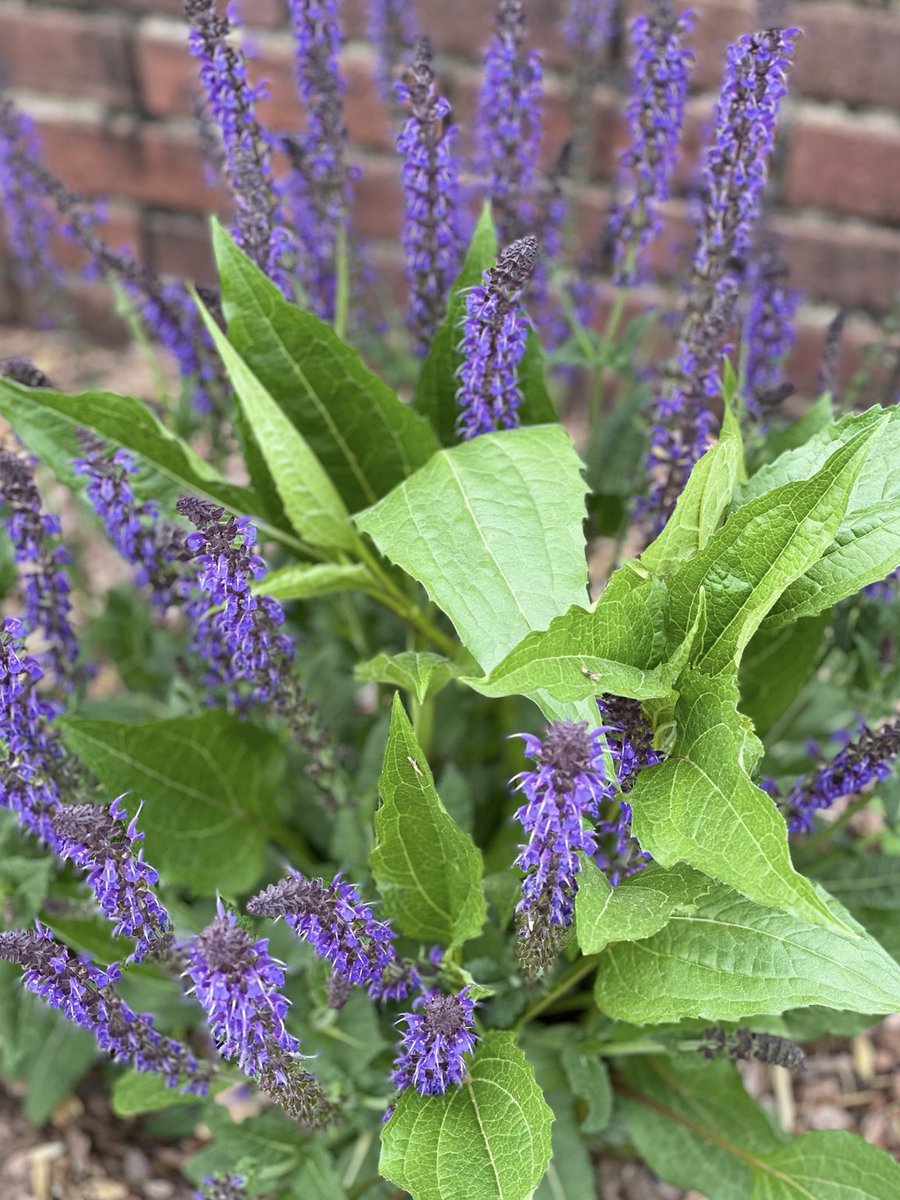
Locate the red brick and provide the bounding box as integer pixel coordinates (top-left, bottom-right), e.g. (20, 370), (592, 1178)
(46, 0), (286, 26)
(34, 116), (220, 214)
(0, 7), (136, 109)
(350, 157), (402, 238)
(785, 115), (900, 223)
(51, 204), (145, 272)
(791, 4), (900, 110)
(145, 211), (217, 285)
(137, 31), (391, 151)
(772, 215), (900, 316)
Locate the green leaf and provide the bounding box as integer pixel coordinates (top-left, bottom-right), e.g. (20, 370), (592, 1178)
(586, 386), (649, 499)
(594, 880), (900, 1023)
(415, 204), (497, 445)
(379, 1032), (554, 1200)
(755, 392), (833, 466)
(809, 852), (900, 911)
(60, 712), (283, 894)
(371, 695), (486, 947)
(356, 426), (587, 673)
(194, 291), (355, 551)
(517, 332), (557, 428)
(112, 1069), (222, 1116)
(739, 612), (830, 736)
(641, 429), (744, 576)
(620, 1057), (900, 1200)
(575, 860), (716, 954)
(356, 650), (459, 705)
(665, 428), (876, 674)
(465, 566), (704, 703)
(185, 1108), (309, 1188)
(560, 1042), (612, 1134)
(214, 220), (438, 513)
(535, 1093), (596, 1200)
(253, 562), (373, 601)
(629, 670), (844, 931)
(0, 379), (264, 522)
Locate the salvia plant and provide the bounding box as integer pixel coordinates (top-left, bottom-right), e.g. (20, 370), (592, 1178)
(1, 1), (900, 1197)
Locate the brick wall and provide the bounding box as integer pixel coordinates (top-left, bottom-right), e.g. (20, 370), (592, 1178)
(2, 0), (900, 391)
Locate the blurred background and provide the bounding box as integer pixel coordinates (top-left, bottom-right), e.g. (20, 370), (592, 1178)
(1, 0), (899, 398)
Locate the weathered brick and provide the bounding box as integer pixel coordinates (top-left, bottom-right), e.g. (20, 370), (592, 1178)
(145, 210), (217, 285)
(46, 0), (286, 26)
(0, 6), (136, 109)
(34, 116), (219, 214)
(772, 215), (900, 316)
(51, 203), (145, 272)
(785, 114), (900, 224)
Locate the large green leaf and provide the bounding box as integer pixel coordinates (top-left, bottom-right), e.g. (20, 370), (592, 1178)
(60, 712), (283, 894)
(576, 861), (716, 954)
(641, 428), (744, 576)
(739, 612), (830, 735)
(465, 566), (704, 703)
(253, 562), (373, 602)
(809, 852), (900, 912)
(356, 426), (588, 674)
(214, 221), (438, 513)
(664, 428), (875, 674)
(415, 204), (497, 446)
(112, 1069), (223, 1116)
(379, 1032), (554, 1200)
(194, 293), (355, 551)
(0, 379), (263, 521)
(620, 1058), (900, 1200)
(628, 670), (846, 931)
(594, 881), (900, 1023)
(356, 651), (459, 705)
(371, 695), (485, 947)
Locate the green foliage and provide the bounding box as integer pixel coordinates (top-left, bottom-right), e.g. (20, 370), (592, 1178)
(356, 650), (460, 704)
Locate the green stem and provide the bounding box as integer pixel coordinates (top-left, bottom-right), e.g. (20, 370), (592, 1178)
(412, 691), (436, 758)
(591, 285), (628, 424)
(355, 539), (458, 657)
(334, 222), (350, 342)
(517, 953), (605, 1028)
(346, 1177), (383, 1200)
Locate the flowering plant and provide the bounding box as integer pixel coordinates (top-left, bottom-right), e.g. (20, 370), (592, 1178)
(2, 2), (900, 1198)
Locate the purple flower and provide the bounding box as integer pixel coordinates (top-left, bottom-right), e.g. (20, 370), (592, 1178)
(51, 798), (171, 963)
(176, 497), (294, 709)
(695, 27), (800, 288)
(0, 926), (209, 1092)
(610, 4), (695, 286)
(455, 235), (539, 440)
(370, 0), (418, 103)
(197, 1177), (246, 1200)
(782, 720), (900, 834)
(476, 0), (543, 246)
(247, 871), (414, 1001)
(183, 904), (332, 1124)
(391, 988), (477, 1096)
(74, 433), (189, 610)
(0, 618), (63, 844)
(0, 451), (78, 688)
(184, 0), (292, 294)
(743, 233), (800, 423)
(283, 0), (353, 320)
(0, 98), (60, 297)
(396, 36), (462, 356)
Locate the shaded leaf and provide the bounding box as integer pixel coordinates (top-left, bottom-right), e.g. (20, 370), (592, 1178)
(356, 650), (459, 705)
(253, 562), (373, 601)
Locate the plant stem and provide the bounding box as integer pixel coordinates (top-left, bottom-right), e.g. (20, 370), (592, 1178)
(334, 222), (349, 342)
(517, 952), (605, 1028)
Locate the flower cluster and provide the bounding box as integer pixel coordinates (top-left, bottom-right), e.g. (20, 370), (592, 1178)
(742, 233), (800, 421)
(0, 99), (59, 300)
(476, 0), (543, 246)
(74, 433), (189, 610)
(370, 0), (418, 103)
(391, 988), (477, 1096)
(196, 1177), (247, 1200)
(184, 904), (332, 1125)
(0, 926), (209, 1092)
(184, 0), (291, 293)
(283, 0), (353, 319)
(610, 3), (695, 286)
(247, 871), (414, 1001)
(0, 450), (79, 687)
(0, 96), (222, 412)
(456, 235), (539, 440)
(782, 720), (900, 834)
(51, 798), (171, 962)
(396, 36), (461, 356)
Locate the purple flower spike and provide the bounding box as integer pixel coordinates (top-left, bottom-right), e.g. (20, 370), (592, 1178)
(0, 926), (210, 1093)
(743, 233), (800, 424)
(184, 904), (333, 1125)
(74, 433), (189, 610)
(391, 988), (477, 1096)
(396, 36), (462, 356)
(51, 798), (172, 963)
(782, 720), (900, 835)
(455, 235), (539, 440)
(0, 451), (79, 688)
(476, 0), (543, 246)
(0, 99), (60, 298)
(611, 3), (695, 285)
(283, 0), (353, 320)
(184, 0), (292, 294)
(370, 0), (418, 103)
(247, 871), (414, 1001)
